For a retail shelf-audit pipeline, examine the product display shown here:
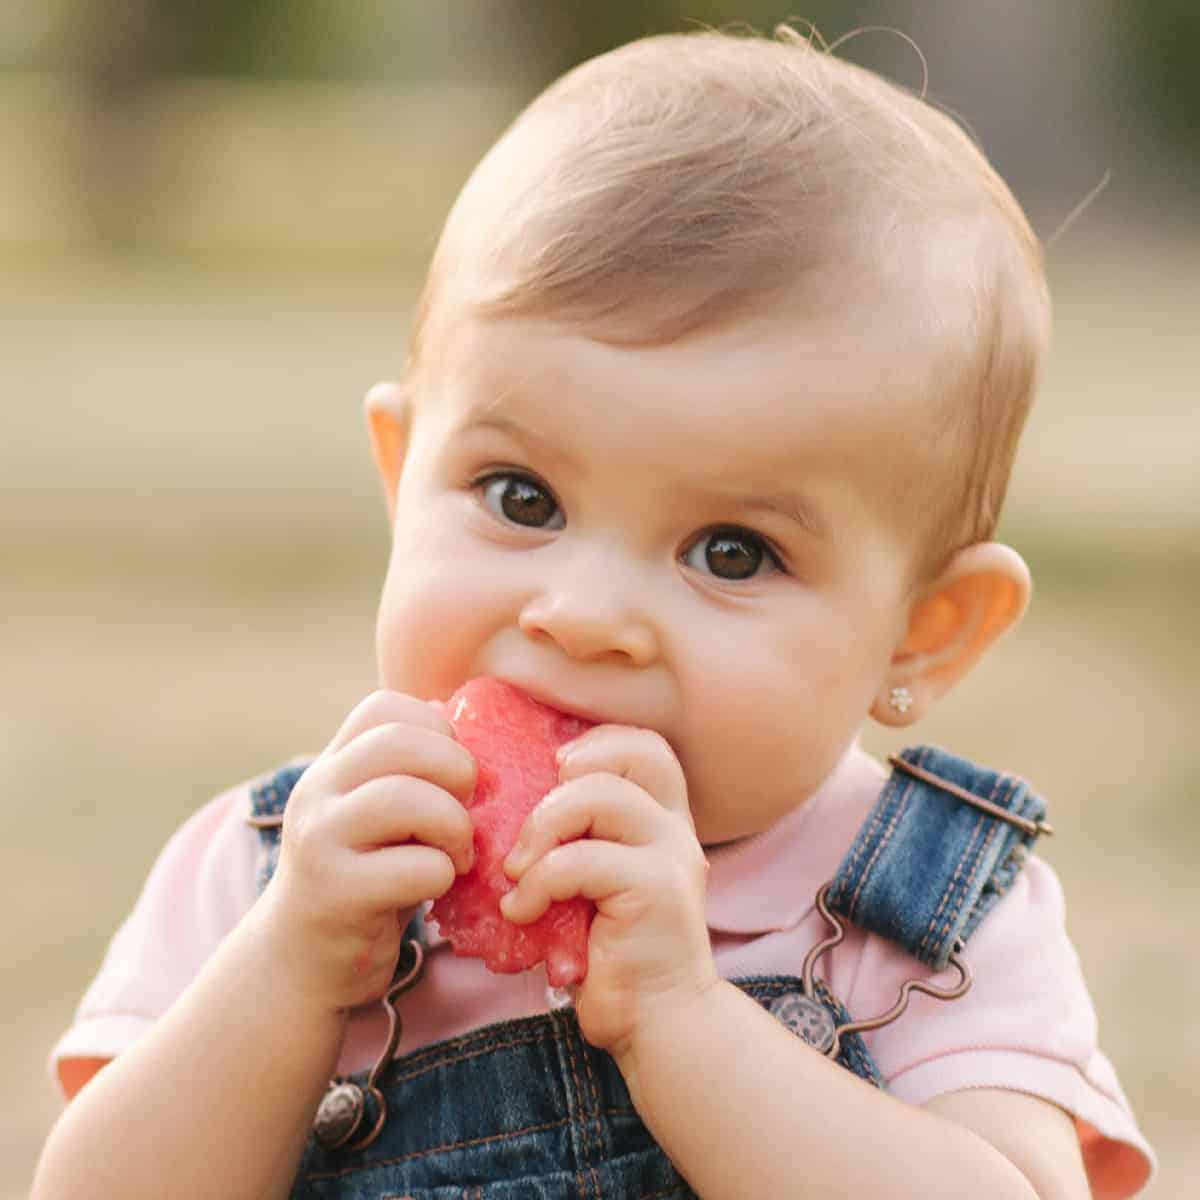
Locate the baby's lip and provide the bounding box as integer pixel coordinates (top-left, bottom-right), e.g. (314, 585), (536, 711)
(495, 676), (619, 727)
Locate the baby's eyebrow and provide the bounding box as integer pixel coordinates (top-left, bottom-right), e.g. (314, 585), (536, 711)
(451, 409), (582, 472)
(731, 490), (830, 543)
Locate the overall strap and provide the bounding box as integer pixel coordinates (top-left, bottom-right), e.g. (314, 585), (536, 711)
(247, 762), (310, 893)
(827, 745), (1054, 971)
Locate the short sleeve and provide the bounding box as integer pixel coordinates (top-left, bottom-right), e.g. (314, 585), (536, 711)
(48, 782), (261, 1095)
(852, 856), (1155, 1199)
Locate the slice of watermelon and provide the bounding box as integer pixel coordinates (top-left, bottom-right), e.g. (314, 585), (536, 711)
(427, 677), (595, 986)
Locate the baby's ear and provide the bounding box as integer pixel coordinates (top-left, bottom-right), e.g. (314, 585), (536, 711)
(871, 543), (1031, 726)
(364, 381), (412, 520)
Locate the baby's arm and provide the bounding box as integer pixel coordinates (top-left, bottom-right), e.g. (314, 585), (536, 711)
(615, 981), (1089, 1199)
(33, 888), (352, 1200)
(32, 691), (476, 1200)
(502, 727), (1091, 1200)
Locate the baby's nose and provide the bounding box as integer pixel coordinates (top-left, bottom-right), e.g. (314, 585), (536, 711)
(517, 576), (659, 667)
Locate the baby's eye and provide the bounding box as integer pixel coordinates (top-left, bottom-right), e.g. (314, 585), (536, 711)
(477, 472), (564, 530)
(682, 527), (782, 581)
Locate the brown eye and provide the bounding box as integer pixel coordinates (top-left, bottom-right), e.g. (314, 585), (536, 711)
(480, 474), (564, 529)
(683, 528), (779, 581)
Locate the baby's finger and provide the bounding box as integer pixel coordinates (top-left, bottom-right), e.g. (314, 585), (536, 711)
(354, 842), (459, 910)
(499, 839), (643, 924)
(326, 721), (477, 806)
(557, 726), (689, 818)
(339, 776), (474, 873)
(503, 774), (672, 879)
(325, 690), (453, 755)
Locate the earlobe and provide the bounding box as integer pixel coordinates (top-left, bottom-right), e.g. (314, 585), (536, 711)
(872, 543), (1031, 726)
(364, 381), (412, 520)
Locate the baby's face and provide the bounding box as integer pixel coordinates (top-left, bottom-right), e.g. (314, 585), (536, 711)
(374, 303), (935, 843)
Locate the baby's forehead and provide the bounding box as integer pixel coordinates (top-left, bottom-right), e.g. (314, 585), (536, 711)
(423, 301), (951, 504)
(429, 259), (956, 409)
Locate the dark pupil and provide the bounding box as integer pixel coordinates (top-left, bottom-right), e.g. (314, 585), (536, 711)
(706, 533), (761, 579)
(501, 478), (555, 526)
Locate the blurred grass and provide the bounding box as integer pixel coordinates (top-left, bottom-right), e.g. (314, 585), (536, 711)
(3, 223), (1198, 1198)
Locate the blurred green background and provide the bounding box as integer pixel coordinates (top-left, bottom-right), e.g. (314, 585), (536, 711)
(3, 2), (1197, 1196)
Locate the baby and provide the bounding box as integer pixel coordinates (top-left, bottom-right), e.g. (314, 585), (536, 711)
(34, 27), (1153, 1200)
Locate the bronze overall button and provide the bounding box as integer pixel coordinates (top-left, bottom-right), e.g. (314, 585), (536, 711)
(314, 1080), (366, 1149)
(768, 992), (837, 1054)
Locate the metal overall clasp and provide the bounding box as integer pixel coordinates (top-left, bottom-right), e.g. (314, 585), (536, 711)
(312, 936), (425, 1153)
(783, 884), (973, 1061)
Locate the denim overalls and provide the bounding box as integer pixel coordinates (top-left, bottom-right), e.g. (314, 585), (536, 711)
(249, 745), (1051, 1199)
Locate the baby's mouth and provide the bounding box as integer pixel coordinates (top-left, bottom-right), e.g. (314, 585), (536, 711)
(494, 676), (614, 726)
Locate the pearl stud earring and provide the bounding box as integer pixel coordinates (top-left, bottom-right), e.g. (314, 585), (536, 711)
(888, 686), (913, 714)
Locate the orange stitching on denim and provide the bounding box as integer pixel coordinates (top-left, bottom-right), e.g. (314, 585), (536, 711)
(920, 766), (1009, 957)
(384, 1028), (548, 1086)
(948, 771), (1013, 943)
(958, 810), (1003, 939)
(837, 769), (898, 906)
(557, 1014), (600, 1197)
(550, 1010), (589, 1197)
(847, 770), (917, 918)
(919, 812), (983, 959)
(918, 766), (995, 957)
(303, 1117), (568, 1181)
(975, 775), (1021, 908)
(985, 779), (1025, 907)
(918, 758), (1003, 957)
(577, 1040), (605, 1199)
(388, 1012), (565, 1075)
(940, 816), (998, 952)
(403, 1022), (547, 1065)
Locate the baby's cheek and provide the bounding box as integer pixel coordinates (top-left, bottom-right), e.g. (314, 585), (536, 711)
(682, 660), (850, 837)
(374, 569), (494, 696)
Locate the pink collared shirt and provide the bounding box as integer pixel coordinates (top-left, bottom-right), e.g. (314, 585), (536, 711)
(51, 745), (1154, 1197)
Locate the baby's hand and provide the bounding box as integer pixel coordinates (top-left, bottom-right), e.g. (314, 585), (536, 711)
(499, 726), (717, 1057)
(258, 690), (476, 1012)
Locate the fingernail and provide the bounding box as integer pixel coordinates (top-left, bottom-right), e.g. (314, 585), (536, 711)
(499, 890), (518, 918)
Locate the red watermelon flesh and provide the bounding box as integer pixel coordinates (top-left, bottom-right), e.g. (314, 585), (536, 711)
(427, 677), (595, 986)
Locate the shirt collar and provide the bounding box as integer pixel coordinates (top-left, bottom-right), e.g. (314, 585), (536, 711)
(703, 741), (887, 935)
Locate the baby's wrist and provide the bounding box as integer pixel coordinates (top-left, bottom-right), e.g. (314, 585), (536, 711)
(610, 973), (726, 1091)
(245, 883), (366, 1021)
